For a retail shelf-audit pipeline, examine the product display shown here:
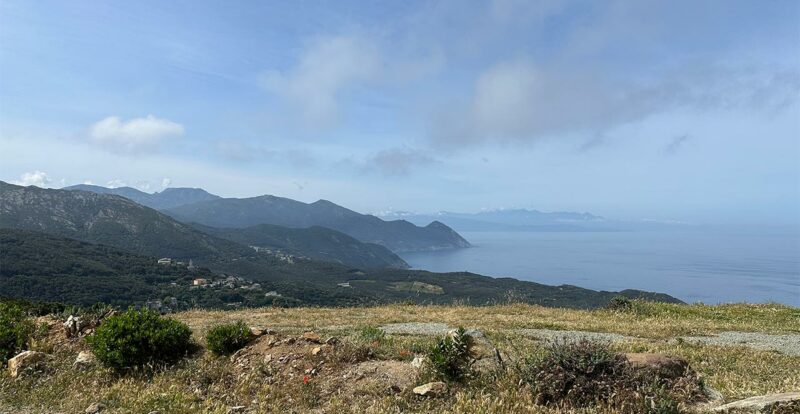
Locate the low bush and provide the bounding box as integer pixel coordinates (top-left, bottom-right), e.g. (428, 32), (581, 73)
(522, 339), (700, 413)
(0, 302), (34, 364)
(427, 327), (471, 382)
(607, 295), (634, 311)
(206, 321), (253, 356)
(86, 308), (193, 370)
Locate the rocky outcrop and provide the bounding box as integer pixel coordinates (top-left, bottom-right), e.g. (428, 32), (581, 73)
(84, 402), (106, 414)
(73, 351), (97, 370)
(413, 381), (447, 396)
(712, 392), (800, 413)
(7, 350), (46, 378)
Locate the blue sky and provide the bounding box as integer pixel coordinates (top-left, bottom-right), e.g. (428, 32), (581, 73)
(1, 0), (798, 224)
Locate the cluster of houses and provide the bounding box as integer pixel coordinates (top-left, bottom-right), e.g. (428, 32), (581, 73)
(191, 274), (262, 291)
(249, 246), (304, 264)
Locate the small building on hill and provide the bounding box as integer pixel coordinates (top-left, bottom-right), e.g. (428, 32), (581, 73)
(157, 258), (173, 265)
(193, 278), (209, 286)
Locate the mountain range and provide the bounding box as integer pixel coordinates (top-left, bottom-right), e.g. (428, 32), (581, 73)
(0, 181), (682, 309)
(64, 184), (220, 210)
(65, 184), (471, 253)
(164, 196), (471, 252)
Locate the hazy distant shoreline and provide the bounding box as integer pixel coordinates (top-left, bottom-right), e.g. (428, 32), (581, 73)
(402, 229), (800, 306)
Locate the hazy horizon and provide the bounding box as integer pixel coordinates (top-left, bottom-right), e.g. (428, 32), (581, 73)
(2, 1), (799, 226)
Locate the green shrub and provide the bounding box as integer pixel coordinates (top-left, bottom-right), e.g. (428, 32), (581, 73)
(358, 325), (385, 344)
(607, 295), (634, 311)
(206, 321), (253, 356)
(427, 327), (471, 382)
(86, 308), (193, 370)
(0, 303), (34, 364)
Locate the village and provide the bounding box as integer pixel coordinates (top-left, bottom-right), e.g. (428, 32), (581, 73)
(145, 257), (278, 313)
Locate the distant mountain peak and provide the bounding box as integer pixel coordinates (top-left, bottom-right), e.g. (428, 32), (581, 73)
(63, 184), (220, 210)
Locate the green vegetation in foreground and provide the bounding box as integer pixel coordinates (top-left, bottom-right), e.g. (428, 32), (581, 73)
(206, 321), (253, 356)
(0, 303), (33, 363)
(86, 309), (193, 370)
(0, 301), (798, 413)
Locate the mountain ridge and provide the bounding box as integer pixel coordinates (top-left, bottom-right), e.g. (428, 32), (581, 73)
(164, 194), (471, 252)
(64, 184), (220, 210)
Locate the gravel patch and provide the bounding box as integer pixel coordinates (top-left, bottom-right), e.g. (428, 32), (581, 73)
(380, 322), (452, 335)
(515, 329), (633, 343)
(679, 332), (800, 356)
(373, 324), (800, 357)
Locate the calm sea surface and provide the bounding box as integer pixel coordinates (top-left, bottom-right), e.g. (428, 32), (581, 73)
(401, 228), (800, 306)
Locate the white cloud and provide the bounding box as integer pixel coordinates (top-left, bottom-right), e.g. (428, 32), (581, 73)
(259, 35), (381, 127)
(88, 115), (184, 154)
(431, 60), (800, 148)
(14, 170), (51, 187)
(106, 179), (127, 188)
(161, 178), (172, 189)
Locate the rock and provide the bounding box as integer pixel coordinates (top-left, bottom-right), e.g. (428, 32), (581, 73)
(413, 381), (447, 397)
(411, 355), (426, 369)
(712, 392), (800, 413)
(73, 351), (96, 370)
(227, 406), (246, 413)
(249, 327), (264, 337)
(311, 346), (322, 356)
(64, 315), (81, 337)
(703, 384), (725, 403)
(84, 402), (105, 414)
(8, 350), (46, 378)
(624, 353), (689, 379)
(325, 336), (339, 345)
(302, 332), (322, 343)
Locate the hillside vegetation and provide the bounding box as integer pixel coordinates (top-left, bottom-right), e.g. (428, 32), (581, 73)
(194, 223), (409, 269)
(1, 302), (797, 413)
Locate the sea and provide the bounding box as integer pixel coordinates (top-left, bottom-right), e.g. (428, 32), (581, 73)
(400, 227), (800, 306)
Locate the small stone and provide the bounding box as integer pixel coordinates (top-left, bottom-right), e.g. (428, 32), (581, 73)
(413, 381), (447, 397)
(8, 350), (46, 378)
(84, 402), (106, 414)
(411, 356), (426, 369)
(311, 346), (322, 356)
(249, 327), (264, 337)
(73, 351), (96, 370)
(264, 354), (273, 363)
(325, 336), (339, 345)
(227, 406), (246, 414)
(302, 332), (322, 343)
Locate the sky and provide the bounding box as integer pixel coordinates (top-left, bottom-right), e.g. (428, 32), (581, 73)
(1, 0), (798, 225)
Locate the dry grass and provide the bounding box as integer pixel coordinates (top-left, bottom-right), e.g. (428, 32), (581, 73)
(1, 302), (798, 413)
(178, 302), (800, 339)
